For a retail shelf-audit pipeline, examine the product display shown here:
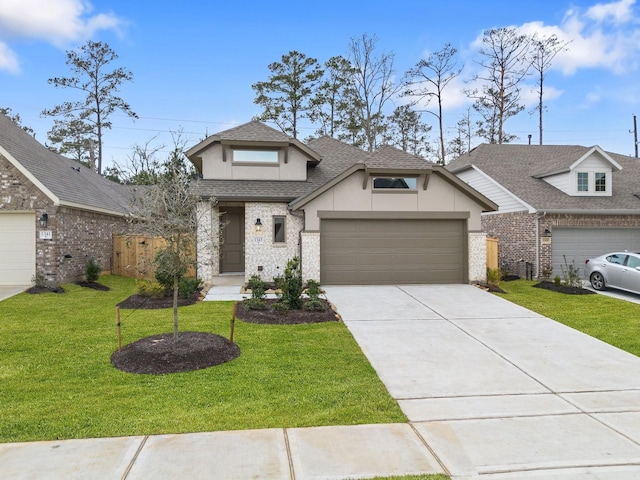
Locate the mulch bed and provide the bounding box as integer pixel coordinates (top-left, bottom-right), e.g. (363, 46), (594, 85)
(235, 299), (339, 324)
(533, 280), (595, 295)
(117, 291), (202, 309)
(111, 331), (240, 374)
(75, 281), (110, 291)
(26, 285), (65, 294)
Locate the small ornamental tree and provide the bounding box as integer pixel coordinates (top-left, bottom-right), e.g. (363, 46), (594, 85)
(128, 137), (216, 342)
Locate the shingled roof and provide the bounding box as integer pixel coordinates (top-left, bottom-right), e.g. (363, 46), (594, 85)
(0, 113), (130, 216)
(447, 144), (640, 212)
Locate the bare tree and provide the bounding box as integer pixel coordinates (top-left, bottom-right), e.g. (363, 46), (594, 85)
(529, 34), (570, 145)
(252, 51), (323, 138)
(127, 137), (215, 342)
(403, 43), (462, 163)
(111, 136), (165, 185)
(467, 28), (531, 144)
(448, 107), (474, 160)
(344, 33), (401, 152)
(42, 41), (137, 174)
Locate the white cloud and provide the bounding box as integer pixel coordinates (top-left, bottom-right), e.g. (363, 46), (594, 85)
(586, 0), (636, 24)
(0, 42), (19, 73)
(0, 0), (124, 71)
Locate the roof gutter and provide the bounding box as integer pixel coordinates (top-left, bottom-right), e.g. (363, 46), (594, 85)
(540, 209), (640, 215)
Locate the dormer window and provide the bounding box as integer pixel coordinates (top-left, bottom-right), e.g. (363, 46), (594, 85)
(573, 170), (610, 195)
(232, 149), (279, 164)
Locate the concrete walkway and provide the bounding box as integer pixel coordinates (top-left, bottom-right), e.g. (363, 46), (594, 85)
(4, 283), (640, 479)
(0, 285), (28, 302)
(324, 284), (640, 479)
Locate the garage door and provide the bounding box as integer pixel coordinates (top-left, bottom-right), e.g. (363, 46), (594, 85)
(321, 219), (466, 285)
(0, 213), (36, 285)
(552, 227), (640, 276)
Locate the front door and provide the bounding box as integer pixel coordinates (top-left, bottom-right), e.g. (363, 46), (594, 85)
(220, 207), (245, 273)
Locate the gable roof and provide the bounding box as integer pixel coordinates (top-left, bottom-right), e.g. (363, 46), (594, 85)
(447, 144), (640, 212)
(0, 113), (130, 216)
(186, 121), (321, 172)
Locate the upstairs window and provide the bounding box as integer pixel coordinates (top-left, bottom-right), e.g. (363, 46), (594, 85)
(574, 170), (610, 195)
(232, 150), (278, 163)
(577, 172), (589, 192)
(595, 172), (606, 192)
(373, 177), (417, 189)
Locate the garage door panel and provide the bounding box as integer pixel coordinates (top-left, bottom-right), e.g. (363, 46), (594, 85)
(552, 228), (640, 276)
(321, 218), (466, 285)
(0, 213), (36, 285)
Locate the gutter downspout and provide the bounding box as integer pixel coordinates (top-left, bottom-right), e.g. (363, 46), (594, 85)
(535, 211), (546, 278)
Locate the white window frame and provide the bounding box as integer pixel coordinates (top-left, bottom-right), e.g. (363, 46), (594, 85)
(573, 169), (611, 196)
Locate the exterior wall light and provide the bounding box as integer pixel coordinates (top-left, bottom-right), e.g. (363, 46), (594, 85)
(39, 213), (48, 228)
(255, 218), (263, 233)
(543, 228), (551, 237)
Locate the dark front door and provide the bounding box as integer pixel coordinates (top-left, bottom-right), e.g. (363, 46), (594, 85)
(220, 207), (245, 273)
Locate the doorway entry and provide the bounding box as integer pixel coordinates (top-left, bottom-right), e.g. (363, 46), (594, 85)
(220, 207), (245, 273)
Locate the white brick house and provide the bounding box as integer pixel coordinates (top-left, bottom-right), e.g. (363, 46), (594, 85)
(187, 121), (497, 286)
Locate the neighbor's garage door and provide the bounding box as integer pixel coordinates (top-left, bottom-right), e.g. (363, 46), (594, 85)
(321, 218), (466, 285)
(0, 213), (36, 285)
(552, 227), (640, 275)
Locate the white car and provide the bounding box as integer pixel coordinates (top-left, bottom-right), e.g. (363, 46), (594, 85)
(585, 252), (640, 294)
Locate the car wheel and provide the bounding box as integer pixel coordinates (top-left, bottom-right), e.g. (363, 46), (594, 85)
(590, 272), (606, 291)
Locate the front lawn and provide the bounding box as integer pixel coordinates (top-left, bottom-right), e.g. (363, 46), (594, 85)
(494, 280), (640, 357)
(0, 275), (405, 443)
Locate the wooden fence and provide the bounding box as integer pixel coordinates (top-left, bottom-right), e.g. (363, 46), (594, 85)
(112, 235), (195, 280)
(486, 237), (499, 270)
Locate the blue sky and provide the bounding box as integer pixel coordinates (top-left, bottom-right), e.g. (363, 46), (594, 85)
(2, 0), (640, 168)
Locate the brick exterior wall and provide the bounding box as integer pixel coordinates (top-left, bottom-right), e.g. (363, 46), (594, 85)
(482, 211), (640, 278)
(1, 154), (127, 284)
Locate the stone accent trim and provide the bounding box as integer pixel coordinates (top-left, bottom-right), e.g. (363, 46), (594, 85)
(300, 231), (320, 281)
(468, 231), (487, 282)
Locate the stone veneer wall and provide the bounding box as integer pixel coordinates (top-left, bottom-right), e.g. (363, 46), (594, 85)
(468, 231), (487, 282)
(244, 202), (303, 282)
(1, 154), (127, 284)
(196, 202), (219, 283)
(300, 231), (320, 282)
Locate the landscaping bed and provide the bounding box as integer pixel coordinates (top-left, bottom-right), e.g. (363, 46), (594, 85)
(236, 299), (338, 324)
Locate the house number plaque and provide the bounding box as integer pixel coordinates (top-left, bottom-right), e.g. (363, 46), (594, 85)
(39, 230), (53, 240)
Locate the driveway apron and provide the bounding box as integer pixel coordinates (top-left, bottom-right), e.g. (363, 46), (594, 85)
(324, 284), (640, 479)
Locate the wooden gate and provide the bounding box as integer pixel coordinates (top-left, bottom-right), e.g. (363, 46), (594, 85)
(486, 237), (498, 270)
(112, 235), (195, 280)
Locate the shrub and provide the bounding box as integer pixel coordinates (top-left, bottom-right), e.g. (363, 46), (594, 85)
(178, 277), (202, 299)
(273, 300), (290, 314)
(31, 272), (47, 288)
(486, 268), (502, 288)
(304, 279), (326, 312)
(136, 279), (165, 297)
(276, 257), (303, 310)
(553, 275), (562, 285)
(541, 265), (553, 279)
(243, 274), (267, 310)
(154, 248), (188, 297)
(85, 258), (101, 283)
(560, 255), (582, 288)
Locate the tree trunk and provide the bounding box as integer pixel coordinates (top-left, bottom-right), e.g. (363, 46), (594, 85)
(173, 274), (179, 342)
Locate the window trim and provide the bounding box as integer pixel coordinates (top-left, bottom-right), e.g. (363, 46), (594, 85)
(573, 169), (611, 196)
(273, 215), (286, 244)
(231, 149), (280, 164)
(372, 176), (418, 190)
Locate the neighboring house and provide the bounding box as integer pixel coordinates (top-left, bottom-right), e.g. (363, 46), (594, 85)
(446, 144), (640, 278)
(187, 121), (497, 285)
(0, 113), (130, 286)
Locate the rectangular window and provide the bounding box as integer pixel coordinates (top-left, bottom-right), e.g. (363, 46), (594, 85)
(595, 172), (606, 192)
(577, 172), (589, 192)
(233, 150), (278, 163)
(373, 177), (417, 189)
(273, 216), (286, 243)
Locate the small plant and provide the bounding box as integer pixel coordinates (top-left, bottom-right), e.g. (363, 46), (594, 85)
(243, 274), (267, 310)
(85, 257), (101, 283)
(136, 279), (165, 297)
(304, 279), (326, 312)
(276, 257), (303, 310)
(486, 268), (502, 289)
(541, 265), (553, 279)
(272, 300), (290, 314)
(31, 272), (47, 288)
(178, 277), (202, 299)
(553, 275), (562, 286)
(560, 255), (582, 289)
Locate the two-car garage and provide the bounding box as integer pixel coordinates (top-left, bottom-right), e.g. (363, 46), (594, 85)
(320, 217), (467, 285)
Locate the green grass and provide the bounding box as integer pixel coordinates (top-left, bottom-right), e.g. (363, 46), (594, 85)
(494, 280), (640, 356)
(0, 275), (405, 443)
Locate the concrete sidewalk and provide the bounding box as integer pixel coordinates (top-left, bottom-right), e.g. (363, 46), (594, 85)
(325, 284), (640, 479)
(0, 424), (445, 479)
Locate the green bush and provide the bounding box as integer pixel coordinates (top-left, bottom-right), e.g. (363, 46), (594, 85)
(273, 300), (290, 314)
(178, 277), (202, 299)
(85, 258), (101, 283)
(276, 257), (303, 310)
(136, 279), (165, 297)
(304, 279), (326, 312)
(243, 274), (267, 310)
(553, 275), (562, 285)
(486, 268), (502, 288)
(31, 272), (47, 288)
(560, 255), (582, 288)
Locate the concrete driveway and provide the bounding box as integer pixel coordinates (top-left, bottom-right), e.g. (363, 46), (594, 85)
(0, 285), (28, 302)
(324, 284), (640, 479)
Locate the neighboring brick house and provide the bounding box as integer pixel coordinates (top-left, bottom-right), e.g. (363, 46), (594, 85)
(0, 113), (130, 285)
(187, 121), (496, 285)
(446, 144), (640, 278)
